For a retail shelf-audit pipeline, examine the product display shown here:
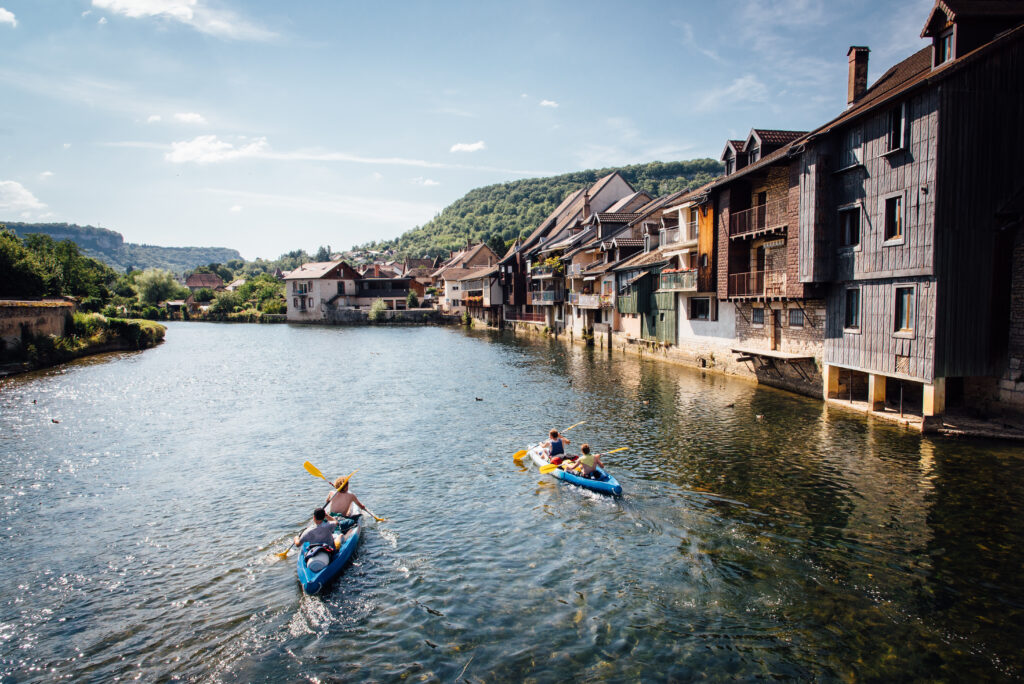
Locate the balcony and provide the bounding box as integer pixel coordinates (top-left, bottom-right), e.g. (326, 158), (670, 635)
(578, 294), (600, 309)
(660, 228), (680, 246)
(506, 311), (546, 323)
(687, 219), (699, 240)
(567, 292), (580, 305)
(530, 265), (562, 278)
(728, 269), (787, 298)
(464, 295), (483, 305)
(659, 270), (697, 291)
(527, 290), (563, 305)
(729, 199), (788, 238)
(599, 294), (613, 308)
(566, 263), (584, 276)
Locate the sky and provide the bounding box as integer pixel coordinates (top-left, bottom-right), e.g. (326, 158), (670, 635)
(0, 0), (935, 260)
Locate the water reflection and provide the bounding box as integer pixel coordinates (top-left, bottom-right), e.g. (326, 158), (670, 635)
(0, 323), (1021, 681)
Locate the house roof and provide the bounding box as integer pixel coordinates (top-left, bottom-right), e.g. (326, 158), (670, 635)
(605, 191), (653, 213)
(595, 212), (642, 223)
(283, 260), (351, 280)
(613, 247), (671, 272)
(721, 140), (746, 160)
(457, 264), (499, 282)
(625, 189), (691, 227)
(922, 0), (1024, 36)
(185, 273), (225, 288)
(747, 129), (807, 149)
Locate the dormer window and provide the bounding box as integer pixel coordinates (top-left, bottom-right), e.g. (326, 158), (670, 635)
(748, 147), (760, 163)
(935, 29), (953, 65)
(643, 235), (651, 253)
(724, 156), (734, 175)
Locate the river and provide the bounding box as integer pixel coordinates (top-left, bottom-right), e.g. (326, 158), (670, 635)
(1, 322), (1022, 681)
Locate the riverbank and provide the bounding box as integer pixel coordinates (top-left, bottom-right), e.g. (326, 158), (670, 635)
(0, 312), (165, 377)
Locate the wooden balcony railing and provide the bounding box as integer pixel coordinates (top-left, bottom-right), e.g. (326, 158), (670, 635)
(729, 199), (788, 237)
(506, 312), (546, 323)
(530, 265), (561, 278)
(728, 269), (787, 298)
(659, 270), (697, 291)
(578, 294), (600, 309)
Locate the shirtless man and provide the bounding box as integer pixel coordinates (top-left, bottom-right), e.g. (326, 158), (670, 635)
(325, 477), (368, 518)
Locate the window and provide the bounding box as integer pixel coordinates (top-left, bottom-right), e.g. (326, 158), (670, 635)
(839, 206), (861, 247)
(936, 30), (953, 65)
(895, 286), (914, 333)
(690, 297), (710, 321)
(884, 196), (903, 241)
(643, 235), (651, 253)
(748, 147), (760, 163)
(725, 157), (734, 175)
(886, 104), (906, 152)
(751, 307), (764, 325)
(789, 308), (804, 327)
(845, 288), (860, 329)
(840, 127), (862, 168)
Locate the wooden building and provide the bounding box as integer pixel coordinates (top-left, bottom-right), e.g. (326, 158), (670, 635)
(800, 0), (1024, 419)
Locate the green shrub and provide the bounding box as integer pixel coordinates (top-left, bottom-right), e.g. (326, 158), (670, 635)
(368, 298), (388, 321)
(260, 298), (285, 314)
(406, 291), (419, 308)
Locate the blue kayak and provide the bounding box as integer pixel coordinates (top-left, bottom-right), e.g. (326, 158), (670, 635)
(295, 504), (362, 595)
(527, 445), (623, 497)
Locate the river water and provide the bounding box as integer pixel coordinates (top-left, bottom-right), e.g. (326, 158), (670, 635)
(0, 322), (1022, 682)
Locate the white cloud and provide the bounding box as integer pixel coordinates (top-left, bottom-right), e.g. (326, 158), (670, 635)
(696, 74), (769, 112)
(92, 0), (275, 41)
(670, 20), (722, 62)
(0, 181), (46, 211)
(39, 171), (55, 179)
(166, 135), (268, 163)
(539, 100), (559, 108)
(450, 140), (486, 153)
(63, 143), (71, 149)
(229, 205), (242, 213)
(174, 112), (207, 124)
(412, 177), (440, 186)
(371, 172), (383, 181)
(521, 93), (528, 99)
(147, 114), (162, 123)
(0, 7), (16, 27)
(98, 16), (107, 24)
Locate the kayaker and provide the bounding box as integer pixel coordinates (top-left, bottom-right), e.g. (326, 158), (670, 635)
(543, 429), (571, 459)
(325, 477), (368, 521)
(574, 444), (604, 479)
(293, 508), (337, 548)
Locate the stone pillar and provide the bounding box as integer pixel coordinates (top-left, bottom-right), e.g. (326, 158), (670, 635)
(923, 378), (946, 417)
(823, 364), (841, 399)
(868, 373), (886, 411)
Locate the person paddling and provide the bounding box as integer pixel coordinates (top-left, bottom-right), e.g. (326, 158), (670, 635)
(543, 429), (570, 460)
(573, 444), (604, 479)
(325, 477), (368, 522)
(293, 508), (336, 548)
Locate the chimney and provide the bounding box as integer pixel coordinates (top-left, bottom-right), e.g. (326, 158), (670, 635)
(583, 191), (591, 219)
(847, 46), (870, 105)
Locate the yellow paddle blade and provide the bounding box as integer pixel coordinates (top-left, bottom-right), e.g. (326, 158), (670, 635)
(539, 463), (560, 474)
(564, 421), (586, 432)
(512, 449), (528, 461)
(606, 447), (629, 454)
(303, 460), (325, 480)
(275, 547), (290, 559)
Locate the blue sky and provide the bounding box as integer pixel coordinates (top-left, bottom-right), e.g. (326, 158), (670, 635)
(0, 0), (934, 260)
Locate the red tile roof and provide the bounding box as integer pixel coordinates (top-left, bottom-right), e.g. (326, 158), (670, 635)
(185, 273), (225, 288)
(750, 129), (807, 147)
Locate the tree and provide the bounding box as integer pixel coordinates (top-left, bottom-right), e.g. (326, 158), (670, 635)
(135, 268), (182, 306)
(0, 228), (46, 297)
(193, 287), (214, 303)
(406, 290), (419, 308)
(210, 290), (241, 314)
(368, 298), (387, 321)
(314, 245), (332, 261)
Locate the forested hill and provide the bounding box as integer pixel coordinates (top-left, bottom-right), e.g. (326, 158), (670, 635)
(5, 222), (241, 274)
(362, 158), (723, 258)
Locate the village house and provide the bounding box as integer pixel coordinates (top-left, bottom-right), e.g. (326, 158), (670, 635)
(500, 172), (637, 331)
(283, 260), (362, 322)
(796, 0), (1024, 421)
(184, 272), (225, 292)
(431, 243), (500, 314)
(457, 265), (502, 325)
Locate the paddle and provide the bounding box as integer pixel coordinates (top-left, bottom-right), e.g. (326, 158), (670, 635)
(539, 447), (628, 474)
(305, 461), (386, 522)
(513, 421), (587, 461)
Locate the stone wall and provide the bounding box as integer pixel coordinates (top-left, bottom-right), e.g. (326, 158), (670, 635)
(993, 228), (1024, 414)
(0, 300), (73, 349)
(322, 308), (447, 325)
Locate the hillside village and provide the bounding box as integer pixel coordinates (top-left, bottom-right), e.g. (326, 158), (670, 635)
(282, 0), (1024, 432)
